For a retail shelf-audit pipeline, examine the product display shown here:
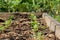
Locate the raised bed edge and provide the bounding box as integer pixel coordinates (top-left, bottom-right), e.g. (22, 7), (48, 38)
(42, 13), (60, 39)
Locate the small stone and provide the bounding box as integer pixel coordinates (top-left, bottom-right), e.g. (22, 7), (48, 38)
(15, 21), (19, 24)
(0, 34), (9, 38)
(3, 38), (10, 40)
(48, 34), (54, 38)
(16, 37), (19, 39)
(7, 32), (17, 36)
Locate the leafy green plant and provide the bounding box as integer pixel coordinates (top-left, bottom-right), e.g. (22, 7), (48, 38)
(33, 32), (44, 40)
(6, 0), (22, 12)
(0, 0), (60, 12)
(8, 15), (14, 20)
(0, 20), (12, 30)
(0, 15), (14, 30)
(0, 0), (60, 16)
(0, 0), (22, 12)
(31, 21), (39, 31)
(30, 13), (39, 31)
(30, 13), (37, 21)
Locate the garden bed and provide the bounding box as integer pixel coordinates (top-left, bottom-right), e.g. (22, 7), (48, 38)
(0, 12), (56, 40)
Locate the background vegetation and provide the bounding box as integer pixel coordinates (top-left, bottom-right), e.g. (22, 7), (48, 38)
(0, 0), (60, 21)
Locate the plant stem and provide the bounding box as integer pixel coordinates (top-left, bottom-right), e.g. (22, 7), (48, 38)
(32, 0), (35, 6)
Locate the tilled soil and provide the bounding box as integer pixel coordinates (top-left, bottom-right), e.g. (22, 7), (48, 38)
(0, 13), (56, 40)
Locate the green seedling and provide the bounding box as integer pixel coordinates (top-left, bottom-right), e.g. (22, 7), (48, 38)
(8, 15), (14, 20)
(30, 13), (39, 31)
(33, 32), (44, 40)
(31, 21), (38, 26)
(0, 19), (12, 30)
(30, 13), (37, 21)
(0, 26), (5, 30)
(36, 32), (44, 40)
(31, 21), (39, 31)
(4, 19), (12, 27)
(0, 16), (13, 30)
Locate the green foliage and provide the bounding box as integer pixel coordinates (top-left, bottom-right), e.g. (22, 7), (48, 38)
(0, 0), (59, 13)
(8, 15), (14, 20)
(30, 13), (39, 31)
(7, 0), (22, 12)
(0, 16), (14, 30)
(33, 32), (44, 40)
(30, 13), (37, 20)
(0, 0), (60, 20)
(4, 19), (12, 27)
(0, 20), (12, 30)
(53, 15), (60, 22)
(31, 21), (39, 31)
(0, 26), (5, 30)
(36, 32), (44, 40)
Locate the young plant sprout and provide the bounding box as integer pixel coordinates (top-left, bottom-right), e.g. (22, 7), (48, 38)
(30, 13), (39, 31)
(0, 15), (14, 30)
(30, 13), (37, 21)
(32, 31), (44, 40)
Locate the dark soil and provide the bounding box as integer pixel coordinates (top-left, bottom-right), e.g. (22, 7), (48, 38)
(0, 13), (56, 40)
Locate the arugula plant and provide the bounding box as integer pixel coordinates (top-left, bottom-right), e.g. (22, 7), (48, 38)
(30, 13), (37, 21)
(31, 21), (39, 31)
(30, 13), (39, 31)
(33, 32), (44, 40)
(0, 15), (14, 30)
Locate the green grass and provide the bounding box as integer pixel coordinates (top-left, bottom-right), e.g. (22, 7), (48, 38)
(0, 0), (60, 14)
(53, 15), (60, 22)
